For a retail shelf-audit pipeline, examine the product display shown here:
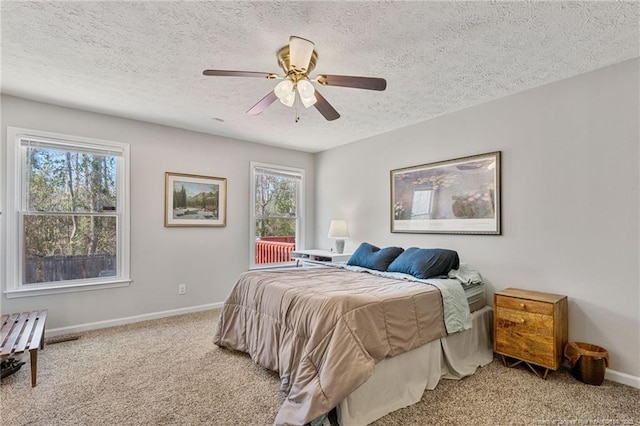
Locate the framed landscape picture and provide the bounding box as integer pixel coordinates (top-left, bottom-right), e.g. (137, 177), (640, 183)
(165, 172), (227, 227)
(391, 151), (501, 235)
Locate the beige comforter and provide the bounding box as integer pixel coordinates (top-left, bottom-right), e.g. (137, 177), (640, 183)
(214, 266), (447, 426)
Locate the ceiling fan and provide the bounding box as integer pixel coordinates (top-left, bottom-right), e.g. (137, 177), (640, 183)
(203, 36), (387, 121)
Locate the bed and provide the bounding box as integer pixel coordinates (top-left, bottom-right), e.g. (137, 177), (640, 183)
(214, 254), (492, 426)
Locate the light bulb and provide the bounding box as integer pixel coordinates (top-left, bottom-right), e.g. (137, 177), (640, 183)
(297, 80), (315, 99)
(274, 79), (294, 100)
(296, 80), (316, 108)
(279, 91), (295, 107)
(300, 93), (317, 108)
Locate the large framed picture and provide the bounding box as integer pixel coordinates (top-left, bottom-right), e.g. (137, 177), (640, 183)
(391, 151), (501, 235)
(165, 172), (227, 227)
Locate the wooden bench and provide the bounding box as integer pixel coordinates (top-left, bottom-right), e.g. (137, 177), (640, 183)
(1, 310), (48, 387)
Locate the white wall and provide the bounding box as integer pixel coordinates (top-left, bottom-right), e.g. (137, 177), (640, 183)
(1, 95), (315, 330)
(315, 59), (639, 378)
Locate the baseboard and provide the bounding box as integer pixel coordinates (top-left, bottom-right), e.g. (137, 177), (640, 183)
(605, 369), (640, 389)
(46, 302), (223, 337)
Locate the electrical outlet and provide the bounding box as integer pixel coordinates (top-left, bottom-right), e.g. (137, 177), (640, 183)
(178, 283), (186, 295)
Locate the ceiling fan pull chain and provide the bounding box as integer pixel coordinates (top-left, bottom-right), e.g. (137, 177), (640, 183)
(295, 92), (301, 122)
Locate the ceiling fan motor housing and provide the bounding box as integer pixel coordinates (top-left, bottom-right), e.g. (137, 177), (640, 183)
(277, 45), (318, 78)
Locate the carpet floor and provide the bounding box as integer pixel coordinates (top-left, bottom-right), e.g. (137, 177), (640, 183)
(1, 309), (638, 425)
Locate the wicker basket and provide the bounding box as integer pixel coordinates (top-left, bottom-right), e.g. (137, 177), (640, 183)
(564, 341), (609, 386)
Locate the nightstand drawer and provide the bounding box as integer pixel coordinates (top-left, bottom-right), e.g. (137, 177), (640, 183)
(495, 309), (556, 368)
(495, 295), (553, 315)
(495, 306), (554, 333)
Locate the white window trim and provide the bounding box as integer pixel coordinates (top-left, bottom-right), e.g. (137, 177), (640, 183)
(3, 127), (131, 298)
(249, 161), (305, 269)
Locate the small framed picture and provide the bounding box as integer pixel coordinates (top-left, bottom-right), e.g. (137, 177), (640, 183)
(165, 172), (227, 227)
(391, 151), (501, 235)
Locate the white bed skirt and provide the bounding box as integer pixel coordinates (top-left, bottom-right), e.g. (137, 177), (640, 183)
(337, 306), (494, 426)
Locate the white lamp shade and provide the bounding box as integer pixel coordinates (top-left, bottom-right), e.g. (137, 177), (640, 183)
(274, 79), (294, 100)
(279, 91), (296, 107)
(297, 80), (317, 108)
(297, 79), (315, 98)
(328, 220), (350, 238)
(300, 93), (317, 108)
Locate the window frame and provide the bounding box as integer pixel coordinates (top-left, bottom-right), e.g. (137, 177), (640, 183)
(249, 161), (305, 269)
(3, 127), (131, 298)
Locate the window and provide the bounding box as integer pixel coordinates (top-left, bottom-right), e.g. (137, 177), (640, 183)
(411, 189), (434, 219)
(4, 127), (130, 297)
(250, 162), (304, 268)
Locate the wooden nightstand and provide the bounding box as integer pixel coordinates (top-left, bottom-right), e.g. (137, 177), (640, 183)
(290, 249), (352, 266)
(494, 288), (568, 379)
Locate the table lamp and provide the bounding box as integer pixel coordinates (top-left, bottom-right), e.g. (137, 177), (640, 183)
(328, 220), (349, 254)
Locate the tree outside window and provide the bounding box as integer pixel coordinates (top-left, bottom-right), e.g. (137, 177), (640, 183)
(251, 163), (303, 266)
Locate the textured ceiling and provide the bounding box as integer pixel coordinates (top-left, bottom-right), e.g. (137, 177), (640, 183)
(1, 1), (638, 153)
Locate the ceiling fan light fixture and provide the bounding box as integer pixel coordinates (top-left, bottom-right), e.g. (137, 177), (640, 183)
(297, 79), (315, 97)
(280, 91), (296, 107)
(288, 36), (315, 72)
(274, 79), (294, 100)
(297, 79), (317, 108)
(300, 92), (317, 108)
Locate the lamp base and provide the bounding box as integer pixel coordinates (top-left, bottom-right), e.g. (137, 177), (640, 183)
(335, 239), (345, 254)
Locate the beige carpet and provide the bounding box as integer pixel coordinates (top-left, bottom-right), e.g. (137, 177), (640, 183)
(1, 309), (638, 426)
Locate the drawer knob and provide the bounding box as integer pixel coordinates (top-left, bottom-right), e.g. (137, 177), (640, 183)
(519, 303), (526, 308)
(519, 318), (525, 324)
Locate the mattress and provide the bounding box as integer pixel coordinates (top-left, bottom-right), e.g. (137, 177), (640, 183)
(465, 282), (487, 313)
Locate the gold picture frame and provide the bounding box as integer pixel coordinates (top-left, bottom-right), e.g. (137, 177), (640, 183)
(391, 151), (501, 235)
(164, 172), (227, 227)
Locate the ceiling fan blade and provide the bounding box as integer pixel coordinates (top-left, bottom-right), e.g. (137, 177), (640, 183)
(316, 74), (387, 91)
(246, 91), (278, 115)
(313, 90), (340, 121)
(203, 70), (278, 79)
(289, 36), (315, 72)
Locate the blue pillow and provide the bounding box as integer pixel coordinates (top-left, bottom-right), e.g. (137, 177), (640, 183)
(387, 247), (460, 279)
(347, 242), (404, 271)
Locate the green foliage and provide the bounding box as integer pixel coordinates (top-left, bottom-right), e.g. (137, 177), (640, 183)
(173, 185), (187, 208)
(255, 174), (297, 238)
(24, 215), (116, 258)
(24, 148), (117, 260)
(255, 218), (296, 239)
